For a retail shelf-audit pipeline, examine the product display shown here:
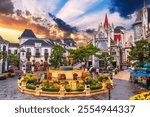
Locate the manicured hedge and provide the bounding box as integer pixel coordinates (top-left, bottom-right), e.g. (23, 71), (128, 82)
(26, 84), (36, 90)
(76, 86), (85, 92)
(27, 79), (37, 84)
(90, 83), (102, 90)
(0, 75), (7, 80)
(42, 87), (60, 92)
(65, 87), (72, 92)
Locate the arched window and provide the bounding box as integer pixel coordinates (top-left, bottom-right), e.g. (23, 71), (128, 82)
(99, 32), (104, 38)
(3, 45), (6, 51)
(111, 49), (116, 55)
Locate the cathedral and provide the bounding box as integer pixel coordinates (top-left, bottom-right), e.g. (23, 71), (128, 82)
(91, 14), (127, 69)
(133, 0), (150, 42)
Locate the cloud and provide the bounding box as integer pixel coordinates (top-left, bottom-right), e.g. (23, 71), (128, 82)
(14, 0), (61, 17)
(70, 9), (135, 30)
(0, 15), (50, 37)
(57, 0), (102, 22)
(0, 0), (58, 38)
(48, 13), (77, 33)
(109, 0), (150, 19)
(0, 0), (14, 14)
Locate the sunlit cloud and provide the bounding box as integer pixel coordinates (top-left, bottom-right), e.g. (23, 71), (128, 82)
(57, 0), (102, 22)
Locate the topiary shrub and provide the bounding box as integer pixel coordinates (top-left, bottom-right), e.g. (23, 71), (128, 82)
(76, 85), (85, 92)
(26, 84), (36, 90)
(98, 74), (109, 82)
(0, 75), (7, 80)
(65, 86), (72, 92)
(106, 81), (112, 89)
(90, 82), (102, 90)
(42, 87), (60, 92)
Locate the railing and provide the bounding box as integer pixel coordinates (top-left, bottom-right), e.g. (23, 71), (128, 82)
(35, 52), (40, 58)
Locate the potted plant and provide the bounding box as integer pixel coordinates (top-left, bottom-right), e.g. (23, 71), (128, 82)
(44, 52), (49, 60)
(35, 52), (40, 58)
(60, 74), (66, 80)
(73, 73), (78, 80)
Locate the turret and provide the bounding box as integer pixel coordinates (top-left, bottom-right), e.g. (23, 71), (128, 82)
(19, 29), (37, 45)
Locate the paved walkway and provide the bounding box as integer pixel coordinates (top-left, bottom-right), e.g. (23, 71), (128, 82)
(0, 71), (142, 100)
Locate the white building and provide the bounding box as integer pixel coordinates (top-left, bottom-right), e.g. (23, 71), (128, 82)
(8, 43), (19, 54)
(91, 14), (114, 68)
(19, 29), (77, 73)
(0, 36), (9, 73)
(91, 14), (129, 69)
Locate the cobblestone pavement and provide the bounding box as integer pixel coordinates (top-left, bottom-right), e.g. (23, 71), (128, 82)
(0, 71), (142, 100)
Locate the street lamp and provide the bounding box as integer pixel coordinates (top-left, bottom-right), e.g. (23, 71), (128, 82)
(108, 72), (113, 100)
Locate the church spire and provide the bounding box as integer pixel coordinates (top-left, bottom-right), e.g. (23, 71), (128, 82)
(144, 0), (147, 8)
(104, 14), (109, 29)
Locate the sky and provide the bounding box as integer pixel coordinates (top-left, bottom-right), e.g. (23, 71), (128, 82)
(0, 0), (148, 43)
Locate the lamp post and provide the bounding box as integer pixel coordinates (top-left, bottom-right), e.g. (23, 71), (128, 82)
(108, 72), (113, 100)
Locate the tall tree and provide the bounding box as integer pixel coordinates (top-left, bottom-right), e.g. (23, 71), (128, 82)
(96, 51), (114, 70)
(69, 44), (100, 66)
(128, 40), (149, 67)
(49, 44), (66, 68)
(8, 53), (19, 66)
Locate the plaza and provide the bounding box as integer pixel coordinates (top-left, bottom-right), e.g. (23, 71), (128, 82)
(0, 71), (142, 100)
(0, 0), (150, 100)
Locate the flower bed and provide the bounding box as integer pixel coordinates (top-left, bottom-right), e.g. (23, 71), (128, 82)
(0, 75), (7, 80)
(26, 84), (36, 90)
(76, 85), (85, 91)
(18, 72), (112, 97)
(90, 83), (102, 90)
(130, 91), (150, 100)
(41, 83), (60, 92)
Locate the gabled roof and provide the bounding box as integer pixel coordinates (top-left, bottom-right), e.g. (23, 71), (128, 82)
(9, 43), (19, 47)
(135, 9), (143, 23)
(114, 26), (125, 34)
(50, 39), (62, 44)
(0, 36), (9, 44)
(19, 29), (36, 39)
(63, 38), (76, 47)
(21, 39), (53, 47)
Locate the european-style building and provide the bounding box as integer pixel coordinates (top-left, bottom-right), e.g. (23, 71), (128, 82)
(0, 36), (9, 73)
(91, 14), (128, 69)
(19, 29), (77, 73)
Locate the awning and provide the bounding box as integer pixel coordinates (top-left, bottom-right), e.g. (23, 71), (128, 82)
(124, 69), (136, 72)
(132, 72), (150, 77)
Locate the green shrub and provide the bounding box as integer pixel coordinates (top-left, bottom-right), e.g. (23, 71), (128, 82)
(90, 82), (102, 90)
(106, 80), (111, 87)
(64, 80), (69, 85)
(76, 85), (85, 92)
(11, 73), (16, 77)
(86, 77), (93, 84)
(26, 84), (36, 90)
(0, 75), (7, 80)
(42, 87), (60, 92)
(53, 81), (60, 84)
(98, 74), (109, 82)
(27, 79), (37, 84)
(65, 86), (72, 92)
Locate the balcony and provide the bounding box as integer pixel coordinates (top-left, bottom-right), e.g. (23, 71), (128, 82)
(44, 52), (49, 60)
(35, 52), (41, 58)
(26, 52), (31, 61)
